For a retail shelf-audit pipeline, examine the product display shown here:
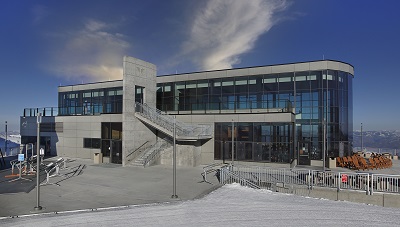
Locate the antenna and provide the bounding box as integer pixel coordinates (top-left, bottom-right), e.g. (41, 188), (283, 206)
(323, 54), (325, 60)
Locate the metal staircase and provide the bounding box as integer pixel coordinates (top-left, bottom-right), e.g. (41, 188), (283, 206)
(134, 102), (212, 141)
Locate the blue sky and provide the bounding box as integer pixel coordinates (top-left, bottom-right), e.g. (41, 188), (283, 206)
(1, 0), (399, 132)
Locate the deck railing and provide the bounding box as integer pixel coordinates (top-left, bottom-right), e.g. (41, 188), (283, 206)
(135, 102), (212, 139)
(219, 164), (400, 195)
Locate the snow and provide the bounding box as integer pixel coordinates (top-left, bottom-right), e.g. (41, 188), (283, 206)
(2, 183), (400, 226)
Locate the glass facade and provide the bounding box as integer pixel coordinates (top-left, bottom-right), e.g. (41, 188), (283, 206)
(156, 77), (292, 113)
(214, 122), (292, 163)
(157, 69), (353, 163)
(58, 86), (123, 116)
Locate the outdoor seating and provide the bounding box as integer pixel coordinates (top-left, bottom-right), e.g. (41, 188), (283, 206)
(368, 158), (378, 170)
(336, 157), (345, 168)
(358, 158), (372, 170)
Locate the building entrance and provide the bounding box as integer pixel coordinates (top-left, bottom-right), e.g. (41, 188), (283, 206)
(298, 141), (311, 165)
(101, 122), (122, 164)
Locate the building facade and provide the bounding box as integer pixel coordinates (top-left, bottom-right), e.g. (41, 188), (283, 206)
(20, 56), (354, 167)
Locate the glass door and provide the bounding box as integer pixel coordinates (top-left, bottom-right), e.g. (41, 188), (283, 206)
(110, 140), (122, 164)
(298, 141), (311, 165)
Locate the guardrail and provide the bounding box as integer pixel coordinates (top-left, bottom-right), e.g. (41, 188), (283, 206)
(135, 102), (212, 139)
(158, 99), (293, 115)
(219, 164), (400, 195)
(142, 139), (172, 167)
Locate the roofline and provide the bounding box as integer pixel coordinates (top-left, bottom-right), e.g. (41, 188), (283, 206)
(157, 59), (354, 77)
(58, 79), (123, 88)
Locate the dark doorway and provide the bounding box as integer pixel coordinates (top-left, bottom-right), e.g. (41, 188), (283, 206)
(101, 122), (122, 164)
(298, 141), (311, 165)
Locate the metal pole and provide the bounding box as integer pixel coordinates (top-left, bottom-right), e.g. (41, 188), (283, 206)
(293, 73), (297, 165)
(231, 120), (234, 165)
(171, 116), (178, 198)
(323, 120), (326, 172)
(5, 121), (7, 156)
(34, 113), (42, 211)
(361, 123), (363, 152)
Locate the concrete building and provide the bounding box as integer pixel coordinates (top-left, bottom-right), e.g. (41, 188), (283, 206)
(20, 56), (354, 167)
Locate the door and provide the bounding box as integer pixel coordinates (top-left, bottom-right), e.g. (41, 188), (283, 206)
(298, 141), (311, 165)
(110, 140), (122, 164)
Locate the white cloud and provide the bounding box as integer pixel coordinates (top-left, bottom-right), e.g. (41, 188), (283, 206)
(47, 19), (129, 81)
(183, 0), (290, 71)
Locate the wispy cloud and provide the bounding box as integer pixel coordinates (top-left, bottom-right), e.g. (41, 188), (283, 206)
(46, 19), (129, 81)
(183, 0), (290, 71)
(32, 5), (49, 25)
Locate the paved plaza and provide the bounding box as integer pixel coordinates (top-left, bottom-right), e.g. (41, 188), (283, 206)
(0, 158), (220, 217)
(0, 157), (399, 219)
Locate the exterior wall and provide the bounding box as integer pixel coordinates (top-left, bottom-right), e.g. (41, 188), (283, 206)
(122, 56), (157, 166)
(20, 114), (122, 159)
(56, 114), (121, 159)
(159, 142), (202, 167)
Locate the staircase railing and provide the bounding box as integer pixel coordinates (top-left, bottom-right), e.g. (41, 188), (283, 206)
(142, 138), (172, 167)
(126, 141), (149, 163)
(135, 102), (212, 139)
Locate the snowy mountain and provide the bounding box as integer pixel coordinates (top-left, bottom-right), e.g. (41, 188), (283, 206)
(0, 131), (21, 144)
(353, 130), (400, 149)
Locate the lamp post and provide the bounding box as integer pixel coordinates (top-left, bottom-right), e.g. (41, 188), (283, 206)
(5, 121), (7, 156)
(171, 116), (178, 199)
(231, 120), (234, 165)
(361, 123), (363, 152)
(34, 113), (42, 211)
(323, 120), (326, 172)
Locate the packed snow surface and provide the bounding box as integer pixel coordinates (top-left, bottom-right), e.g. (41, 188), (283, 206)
(2, 183), (400, 226)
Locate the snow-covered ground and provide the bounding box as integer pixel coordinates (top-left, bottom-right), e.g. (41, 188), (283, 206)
(0, 134), (21, 144)
(2, 183), (400, 226)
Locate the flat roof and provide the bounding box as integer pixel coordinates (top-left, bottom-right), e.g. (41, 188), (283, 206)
(58, 59), (354, 89)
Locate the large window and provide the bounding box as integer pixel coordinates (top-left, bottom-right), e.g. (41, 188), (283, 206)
(214, 122), (292, 163)
(59, 87), (123, 116)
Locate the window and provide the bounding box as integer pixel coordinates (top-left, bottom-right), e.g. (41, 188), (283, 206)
(83, 138), (101, 149)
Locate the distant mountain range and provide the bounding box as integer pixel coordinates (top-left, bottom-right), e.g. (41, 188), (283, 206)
(353, 130), (400, 150)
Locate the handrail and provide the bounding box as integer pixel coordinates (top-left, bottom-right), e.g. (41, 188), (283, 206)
(135, 102), (212, 139)
(142, 139), (172, 167)
(202, 163), (228, 184)
(126, 141), (149, 159)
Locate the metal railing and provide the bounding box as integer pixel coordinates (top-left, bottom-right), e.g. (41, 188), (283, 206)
(219, 164), (400, 195)
(126, 141), (149, 163)
(23, 107), (59, 117)
(220, 166), (261, 189)
(158, 100), (293, 115)
(141, 139), (172, 167)
(135, 102), (212, 139)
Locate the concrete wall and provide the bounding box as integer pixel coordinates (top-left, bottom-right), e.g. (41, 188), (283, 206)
(122, 56), (157, 166)
(20, 114), (122, 159)
(159, 141), (202, 167)
(287, 186), (400, 208)
(56, 114), (121, 160)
